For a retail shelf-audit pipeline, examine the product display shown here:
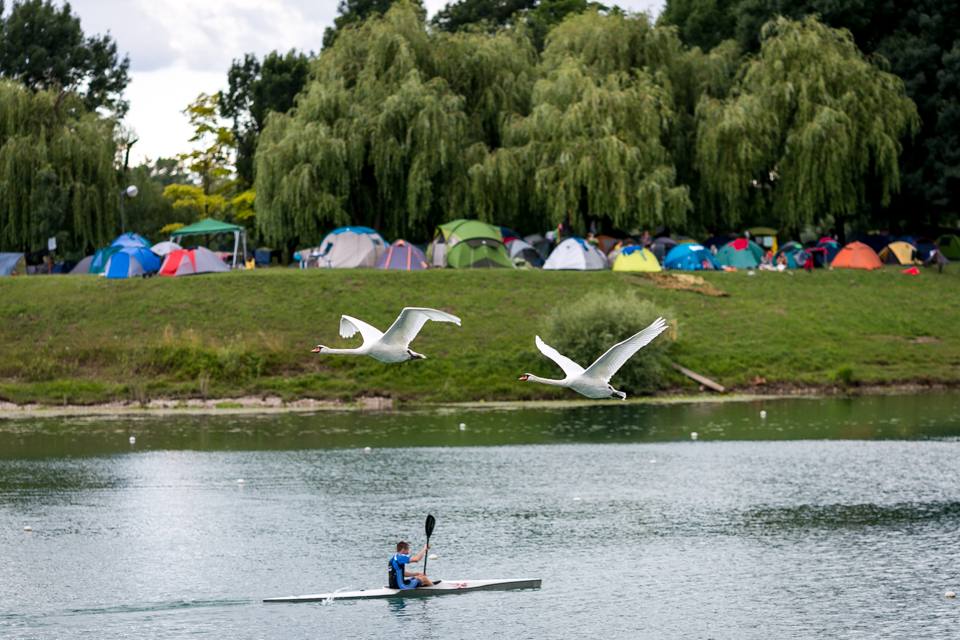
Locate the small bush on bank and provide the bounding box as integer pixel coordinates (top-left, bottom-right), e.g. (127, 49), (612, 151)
(540, 290), (674, 395)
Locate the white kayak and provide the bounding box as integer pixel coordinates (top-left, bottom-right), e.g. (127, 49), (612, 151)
(263, 578), (541, 603)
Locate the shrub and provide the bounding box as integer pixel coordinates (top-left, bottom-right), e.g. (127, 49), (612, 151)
(540, 290), (674, 395)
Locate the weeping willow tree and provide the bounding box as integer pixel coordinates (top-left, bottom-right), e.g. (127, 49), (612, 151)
(256, 2), (534, 245)
(468, 11), (690, 234)
(0, 81), (118, 253)
(695, 17), (919, 234)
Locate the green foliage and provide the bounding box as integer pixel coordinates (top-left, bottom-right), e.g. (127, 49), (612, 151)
(540, 289), (674, 394)
(323, 0), (425, 48)
(471, 11), (691, 233)
(0, 0), (130, 115)
(662, 0), (960, 227)
(220, 50), (312, 187)
(695, 17), (918, 233)
(0, 80), (118, 253)
(432, 0), (535, 33)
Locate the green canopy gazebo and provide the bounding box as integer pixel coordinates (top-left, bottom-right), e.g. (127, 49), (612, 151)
(170, 218), (248, 269)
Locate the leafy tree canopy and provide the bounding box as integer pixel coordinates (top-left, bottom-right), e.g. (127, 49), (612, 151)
(220, 49), (311, 187)
(0, 0), (130, 115)
(695, 17), (918, 235)
(323, 0), (425, 48)
(0, 80), (118, 253)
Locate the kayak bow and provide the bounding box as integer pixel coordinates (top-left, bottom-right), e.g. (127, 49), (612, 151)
(263, 578), (541, 603)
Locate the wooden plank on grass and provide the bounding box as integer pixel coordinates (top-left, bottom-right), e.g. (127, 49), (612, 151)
(671, 362), (726, 393)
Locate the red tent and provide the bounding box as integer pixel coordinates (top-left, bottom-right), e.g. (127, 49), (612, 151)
(160, 247), (230, 276)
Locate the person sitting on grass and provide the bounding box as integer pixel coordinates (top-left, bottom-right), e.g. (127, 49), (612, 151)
(388, 541), (435, 589)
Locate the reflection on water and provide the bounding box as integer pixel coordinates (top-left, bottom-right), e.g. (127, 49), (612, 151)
(2, 393), (960, 459)
(1, 394), (960, 639)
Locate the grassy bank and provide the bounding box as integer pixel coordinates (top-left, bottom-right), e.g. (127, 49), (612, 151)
(0, 268), (957, 406)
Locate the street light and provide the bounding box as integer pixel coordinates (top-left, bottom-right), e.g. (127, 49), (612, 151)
(120, 184), (139, 233)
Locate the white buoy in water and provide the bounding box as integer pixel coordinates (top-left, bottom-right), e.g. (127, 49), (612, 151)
(946, 591), (956, 598)
(690, 431), (699, 441)
(236, 479), (245, 484)
(458, 423), (466, 431)
(649, 459), (657, 464)
(428, 554), (438, 560)
(760, 410), (767, 419)
(363, 447), (372, 453)
(573, 496), (582, 501)
(128, 435), (136, 444)
(23, 526), (32, 532)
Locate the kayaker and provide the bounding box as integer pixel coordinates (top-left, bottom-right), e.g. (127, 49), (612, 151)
(388, 541), (435, 589)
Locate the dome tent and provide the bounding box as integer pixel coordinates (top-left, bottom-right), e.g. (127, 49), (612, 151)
(612, 246), (661, 272)
(937, 234), (960, 260)
(159, 247), (229, 276)
(507, 238), (544, 268)
(663, 244), (721, 271)
(427, 219), (513, 268)
(774, 241), (811, 269)
(376, 240), (428, 271)
(878, 241), (918, 265)
(311, 226), (385, 268)
(103, 246), (161, 278)
(717, 238), (764, 269)
(831, 241), (883, 270)
(543, 237), (608, 270)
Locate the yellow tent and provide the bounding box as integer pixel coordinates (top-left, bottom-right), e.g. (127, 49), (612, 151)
(878, 241), (918, 265)
(612, 246), (662, 272)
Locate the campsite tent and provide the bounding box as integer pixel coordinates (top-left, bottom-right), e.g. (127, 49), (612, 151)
(595, 235), (621, 255)
(523, 234), (552, 259)
(937, 234), (960, 260)
(507, 238), (544, 268)
(171, 218), (247, 268)
(376, 240), (428, 271)
(159, 247), (229, 276)
(612, 246), (661, 272)
(831, 241), (883, 270)
(312, 226), (386, 268)
(717, 238), (764, 269)
(111, 232), (151, 248)
(774, 241), (811, 269)
(103, 246), (161, 278)
(151, 241), (182, 257)
(70, 255), (94, 274)
(878, 241), (919, 265)
(651, 237), (678, 262)
(428, 219), (513, 268)
(663, 244), (721, 271)
(543, 237), (608, 270)
(0, 253), (26, 276)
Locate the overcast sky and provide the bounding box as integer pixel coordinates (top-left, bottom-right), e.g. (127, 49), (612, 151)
(68, 0), (664, 164)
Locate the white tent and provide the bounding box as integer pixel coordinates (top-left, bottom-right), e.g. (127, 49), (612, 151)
(160, 247), (229, 276)
(543, 238), (608, 270)
(314, 227), (386, 268)
(151, 241), (182, 257)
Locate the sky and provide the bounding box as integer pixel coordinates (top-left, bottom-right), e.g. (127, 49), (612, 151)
(68, 0), (664, 165)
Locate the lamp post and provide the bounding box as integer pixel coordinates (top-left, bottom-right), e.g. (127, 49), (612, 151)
(120, 184), (139, 233)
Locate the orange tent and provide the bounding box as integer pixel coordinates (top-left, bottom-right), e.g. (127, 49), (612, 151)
(831, 241), (883, 270)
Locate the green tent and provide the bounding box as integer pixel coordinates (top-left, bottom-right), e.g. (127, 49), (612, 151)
(937, 234), (960, 260)
(171, 218), (247, 268)
(717, 238), (764, 269)
(427, 219), (513, 268)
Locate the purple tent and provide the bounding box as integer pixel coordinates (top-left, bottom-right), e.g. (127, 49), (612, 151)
(376, 240), (428, 271)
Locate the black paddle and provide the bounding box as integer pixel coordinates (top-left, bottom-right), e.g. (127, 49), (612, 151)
(423, 514), (436, 577)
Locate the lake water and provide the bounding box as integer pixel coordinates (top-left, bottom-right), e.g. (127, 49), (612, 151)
(2, 394), (960, 639)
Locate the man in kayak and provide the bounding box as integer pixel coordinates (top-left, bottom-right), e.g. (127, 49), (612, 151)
(388, 541), (435, 589)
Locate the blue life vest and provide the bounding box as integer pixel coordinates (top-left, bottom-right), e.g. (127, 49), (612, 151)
(388, 553), (415, 589)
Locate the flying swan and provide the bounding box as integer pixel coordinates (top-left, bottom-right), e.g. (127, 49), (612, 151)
(311, 307), (461, 362)
(519, 317), (669, 399)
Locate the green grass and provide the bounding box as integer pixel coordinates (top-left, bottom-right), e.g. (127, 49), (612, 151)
(0, 267), (958, 405)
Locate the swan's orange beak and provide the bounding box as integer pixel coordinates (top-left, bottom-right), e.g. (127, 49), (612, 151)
(311, 346), (322, 353)
(518, 374), (529, 381)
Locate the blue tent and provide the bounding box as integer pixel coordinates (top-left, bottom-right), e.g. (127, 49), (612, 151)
(111, 232), (151, 248)
(0, 252), (25, 276)
(104, 247), (160, 279)
(663, 244), (721, 271)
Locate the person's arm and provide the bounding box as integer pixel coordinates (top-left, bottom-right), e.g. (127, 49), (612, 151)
(409, 544), (429, 563)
